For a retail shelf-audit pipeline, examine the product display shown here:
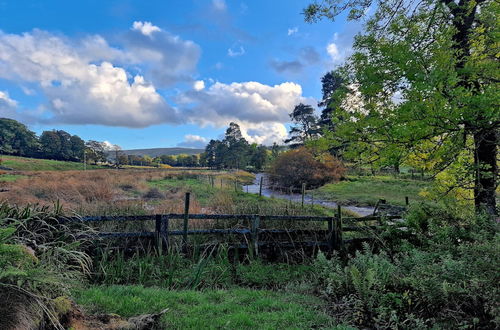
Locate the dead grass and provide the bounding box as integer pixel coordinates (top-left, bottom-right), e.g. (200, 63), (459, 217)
(0, 169), (212, 216)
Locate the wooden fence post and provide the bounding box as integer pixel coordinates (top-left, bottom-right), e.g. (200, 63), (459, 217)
(155, 214), (162, 252)
(250, 215), (260, 257)
(161, 215), (169, 251)
(328, 216), (334, 253)
(259, 176), (263, 197)
(335, 205), (343, 251)
(301, 183), (306, 208)
(183, 192), (190, 248)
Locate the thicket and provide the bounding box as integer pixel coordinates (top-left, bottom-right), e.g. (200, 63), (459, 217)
(314, 204), (499, 329)
(267, 147), (345, 189)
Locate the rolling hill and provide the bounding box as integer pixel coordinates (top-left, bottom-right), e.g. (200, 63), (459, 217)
(108, 147), (204, 158)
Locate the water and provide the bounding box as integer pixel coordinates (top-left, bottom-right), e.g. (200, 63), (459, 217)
(242, 173), (375, 217)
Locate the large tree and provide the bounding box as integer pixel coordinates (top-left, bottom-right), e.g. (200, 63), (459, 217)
(284, 103), (319, 147)
(0, 118), (39, 156)
(304, 0), (499, 215)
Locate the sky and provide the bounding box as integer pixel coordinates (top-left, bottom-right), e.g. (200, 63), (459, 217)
(0, 0), (358, 149)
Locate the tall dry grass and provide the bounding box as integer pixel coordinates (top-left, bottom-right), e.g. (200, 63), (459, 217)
(0, 169), (206, 216)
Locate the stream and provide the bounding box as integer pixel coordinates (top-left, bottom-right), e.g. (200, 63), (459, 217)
(242, 173), (375, 217)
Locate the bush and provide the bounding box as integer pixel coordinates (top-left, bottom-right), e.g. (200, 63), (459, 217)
(267, 147), (345, 189)
(0, 202), (92, 328)
(313, 207), (500, 329)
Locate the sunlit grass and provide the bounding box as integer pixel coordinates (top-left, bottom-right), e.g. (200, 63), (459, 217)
(312, 175), (428, 206)
(0, 155), (104, 171)
(74, 285), (342, 329)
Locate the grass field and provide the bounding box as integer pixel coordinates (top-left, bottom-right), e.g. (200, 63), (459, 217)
(0, 174), (26, 182)
(312, 175), (429, 206)
(75, 285), (341, 329)
(0, 155), (104, 171)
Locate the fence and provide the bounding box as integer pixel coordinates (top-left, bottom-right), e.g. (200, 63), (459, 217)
(63, 205), (402, 255)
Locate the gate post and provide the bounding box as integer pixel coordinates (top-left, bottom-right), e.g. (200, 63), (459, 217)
(250, 215), (260, 258)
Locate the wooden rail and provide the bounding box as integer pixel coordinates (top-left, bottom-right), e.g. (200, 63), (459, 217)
(63, 211), (403, 254)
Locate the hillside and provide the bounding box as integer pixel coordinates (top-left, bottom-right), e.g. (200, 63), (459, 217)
(0, 155), (104, 171)
(109, 147), (204, 158)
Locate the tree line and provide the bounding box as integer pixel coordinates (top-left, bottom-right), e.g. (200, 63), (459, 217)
(203, 122), (283, 171)
(0, 118), (89, 162)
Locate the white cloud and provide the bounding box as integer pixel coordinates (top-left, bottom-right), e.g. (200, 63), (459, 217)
(0, 90), (17, 109)
(102, 141), (121, 151)
(212, 0), (227, 11)
(326, 43), (341, 61)
(227, 45), (245, 57)
(124, 22), (201, 87)
(0, 28), (200, 127)
(177, 134), (208, 148)
(193, 80), (205, 91)
(287, 27), (298, 36)
(177, 81), (313, 144)
(132, 21), (161, 36)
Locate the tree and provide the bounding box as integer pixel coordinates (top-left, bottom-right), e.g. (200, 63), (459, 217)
(284, 103), (319, 148)
(318, 71), (345, 128)
(40, 131), (62, 159)
(304, 0), (499, 215)
(70, 135), (85, 161)
(250, 144), (269, 171)
(267, 147), (345, 189)
(0, 118), (39, 156)
(85, 140), (106, 164)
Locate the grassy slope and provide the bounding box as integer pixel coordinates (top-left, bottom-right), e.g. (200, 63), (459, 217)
(313, 175), (429, 206)
(0, 155), (104, 171)
(75, 285), (341, 329)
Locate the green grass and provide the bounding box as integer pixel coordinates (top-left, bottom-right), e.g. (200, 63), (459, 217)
(0, 155), (105, 171)
(313, 175), (428, 206)
(148, 176), (218, 205)
(74, 285), (342, 329)
(0, 174), (26, 182)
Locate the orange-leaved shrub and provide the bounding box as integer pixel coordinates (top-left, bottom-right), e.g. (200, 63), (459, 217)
(267, 147), (345, 189)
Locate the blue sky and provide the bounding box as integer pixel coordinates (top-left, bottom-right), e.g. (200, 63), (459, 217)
(0, 0), (357, 149)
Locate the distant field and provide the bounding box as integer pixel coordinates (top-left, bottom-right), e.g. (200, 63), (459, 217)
(313, 175), (429, 206)
(0, 155), (104, 171)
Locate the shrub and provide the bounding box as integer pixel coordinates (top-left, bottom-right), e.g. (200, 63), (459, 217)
(313, 214), (500, 329)
(267, 147), (345, 189)
(0, 202), (92, 328)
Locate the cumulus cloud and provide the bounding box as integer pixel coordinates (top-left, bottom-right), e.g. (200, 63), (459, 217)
(193, 80), (205, 91)
(176, 81), (313, 144)
(0, 27), (200, 127)
(0, 90), (18, 118)
(132, 21), (161, 36)
(177, 134), (208, 148)
(287, 27), (298, 36)
(124, 21), (201, 87)
(326, 43), (341, 62)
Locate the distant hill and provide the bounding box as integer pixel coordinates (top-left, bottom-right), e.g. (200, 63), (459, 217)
(107, 147), (204, 158)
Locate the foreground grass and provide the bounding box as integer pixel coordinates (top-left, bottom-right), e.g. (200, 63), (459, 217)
(313, 175), (428, 206)
(75, 285), (340, 329)
(0, 155), (104, 171)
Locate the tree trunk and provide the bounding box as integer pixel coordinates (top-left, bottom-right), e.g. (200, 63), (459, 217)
(473, 129), (498, 216)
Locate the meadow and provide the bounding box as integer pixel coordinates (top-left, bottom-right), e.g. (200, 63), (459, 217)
(0, 159), (498, 329)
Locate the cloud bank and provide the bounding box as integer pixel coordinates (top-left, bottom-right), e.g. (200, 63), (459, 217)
(0, 23), (316, 144)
